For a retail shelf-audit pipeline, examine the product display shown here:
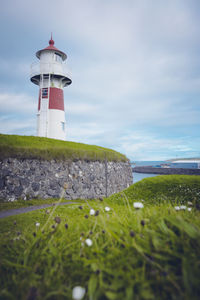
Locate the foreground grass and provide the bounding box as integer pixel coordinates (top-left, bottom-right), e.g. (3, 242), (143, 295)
(0, 176), (200, 300)
(0, 134), (127, 162)
(0, 198), (78, 212)
(1, 175), (199, 211)
(113, 175), (200, 206)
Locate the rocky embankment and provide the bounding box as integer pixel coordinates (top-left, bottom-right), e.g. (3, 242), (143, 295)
(0, 158), (133, 201)
(133, 166), (200, 175)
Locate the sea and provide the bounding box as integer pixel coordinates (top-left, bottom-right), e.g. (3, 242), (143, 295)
(132, 161), (165, 183)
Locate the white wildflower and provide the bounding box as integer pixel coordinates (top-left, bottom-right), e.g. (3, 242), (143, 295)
(90, 209), (95, 216)
(188, 201), (193, 206)
(187, 207), (192, 212)
(174, 206), (180, 211)
(133, 202), (144, 209)
(105, 206), (111, 212)
(72, 286), (86, 300)
(9, 196), (15, 202)
(175, 206), (188, 211)
(35, 222), (40, 227)
(180, 205), (186, 210)
(85, 238), (93, 246)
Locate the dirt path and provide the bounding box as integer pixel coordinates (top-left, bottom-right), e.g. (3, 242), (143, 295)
(0, 202), (76, 219)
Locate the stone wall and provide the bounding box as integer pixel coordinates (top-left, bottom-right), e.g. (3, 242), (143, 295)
(0, 158), (133, 201)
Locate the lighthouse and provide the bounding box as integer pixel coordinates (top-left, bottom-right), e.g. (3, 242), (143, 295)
(30, 35), (72, 140)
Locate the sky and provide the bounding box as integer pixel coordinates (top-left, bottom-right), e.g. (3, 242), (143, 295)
(0, 0), (200, 161)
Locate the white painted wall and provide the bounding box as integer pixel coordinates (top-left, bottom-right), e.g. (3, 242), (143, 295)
(48, 109), (66, 140)
(39, 51), (66, 77)
(37, 109), (66, 140)
(40, 51), (54, 63)
(39, 77), (64, 89)
(37, 98), (49, 138)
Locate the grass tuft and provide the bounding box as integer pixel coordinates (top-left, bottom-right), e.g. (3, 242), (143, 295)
(110, 174), (200, 206)
(0, 175), (200, 299)
(0, 134), (127, 162)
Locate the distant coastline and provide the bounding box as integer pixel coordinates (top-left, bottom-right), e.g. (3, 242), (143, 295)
(132, 159), (200, 177)
(167, 158), (200, 163)
(132, 166), (200, 175)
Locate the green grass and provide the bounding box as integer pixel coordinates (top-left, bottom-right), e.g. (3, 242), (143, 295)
(0, 198), (77, 212)
(1, 175), (199, 211)
(113, 175), (200, 205)
(0, 175), (200, 300)
(0, 134), (127, 162)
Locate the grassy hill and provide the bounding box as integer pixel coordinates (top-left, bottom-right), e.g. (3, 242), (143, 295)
(0, 134), (127, 162)
(0, 175), (200, 299)
(113, 174), (200, 205)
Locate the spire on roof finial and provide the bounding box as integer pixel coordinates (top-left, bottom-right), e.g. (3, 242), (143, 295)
(49, 33), (54, 46)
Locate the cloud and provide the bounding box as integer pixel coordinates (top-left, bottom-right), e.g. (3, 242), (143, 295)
(0, 92), (35, 114)
(68, 122), (104, 143)
(0, 58), (30, 79)
(117, 131), (200, 161)
(0, 115), (36, 135)
(0, 92), (36, 135)
(67, 102), (100, 117)
(1, 0), (200, 160)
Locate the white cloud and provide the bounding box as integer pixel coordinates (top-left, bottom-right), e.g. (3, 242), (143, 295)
(67, 102), (100, 116)
(67, 120), (106, 146)
(0, 58), (30, 78)
(0, 115), (36, 135)
(117, 131), (199, 161)
(0, 92), (35, 114)
(0, 92), (36, 135)
(1, 0), (200, 160)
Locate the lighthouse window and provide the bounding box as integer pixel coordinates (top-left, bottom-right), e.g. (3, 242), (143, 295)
(61, 122), (65, 131)
(42, 88), (48, 98)
(55, 52), (62, 62)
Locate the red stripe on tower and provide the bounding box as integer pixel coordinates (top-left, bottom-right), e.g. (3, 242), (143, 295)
(49, 87), (64, 111)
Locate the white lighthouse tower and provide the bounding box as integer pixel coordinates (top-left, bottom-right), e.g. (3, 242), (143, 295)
(30, 35), (72, 140)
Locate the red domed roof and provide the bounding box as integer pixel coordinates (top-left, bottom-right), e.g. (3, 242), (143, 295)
(36, 35), (67, 61)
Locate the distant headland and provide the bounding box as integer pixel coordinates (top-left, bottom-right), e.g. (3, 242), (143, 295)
(132, 158), (200, 175)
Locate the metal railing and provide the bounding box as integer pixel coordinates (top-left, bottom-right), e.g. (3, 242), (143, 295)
(30, 62), (72, 79)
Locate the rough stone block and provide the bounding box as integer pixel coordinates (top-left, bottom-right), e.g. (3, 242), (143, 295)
(0, 158), (133, 201)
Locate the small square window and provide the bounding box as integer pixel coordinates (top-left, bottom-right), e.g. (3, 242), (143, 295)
(55, 52), (62, 62)
(61, 122), (65, 131)
(42, 88), (48, 98)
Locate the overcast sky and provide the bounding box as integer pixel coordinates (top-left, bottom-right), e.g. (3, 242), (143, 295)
(0, 0), (200, 161)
